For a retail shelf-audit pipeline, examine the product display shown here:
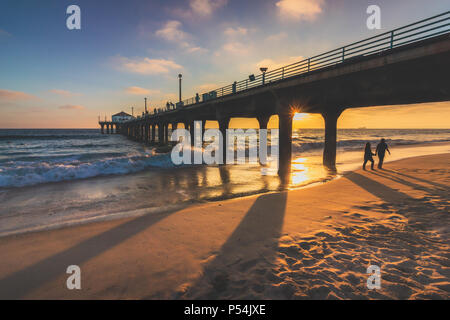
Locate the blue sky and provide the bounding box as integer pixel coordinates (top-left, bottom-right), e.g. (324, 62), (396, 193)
(0, 0), (449, 128)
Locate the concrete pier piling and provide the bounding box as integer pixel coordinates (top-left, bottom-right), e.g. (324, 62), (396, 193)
(322, 109), (343, 170)
(277, 112), (293, 177)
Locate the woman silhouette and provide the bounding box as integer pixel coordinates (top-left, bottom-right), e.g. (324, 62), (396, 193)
(363, 142), (375, 170)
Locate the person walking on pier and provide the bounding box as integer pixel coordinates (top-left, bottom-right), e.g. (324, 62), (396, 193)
(375, 138), (391, 169)
(363, 142), (375, 170)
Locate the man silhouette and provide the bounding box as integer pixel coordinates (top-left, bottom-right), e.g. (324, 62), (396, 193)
(375, 138), (391, 169)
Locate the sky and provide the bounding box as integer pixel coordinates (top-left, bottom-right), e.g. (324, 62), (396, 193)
(0, 0), (449, 129)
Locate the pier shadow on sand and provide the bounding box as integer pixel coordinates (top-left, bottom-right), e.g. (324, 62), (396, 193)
(0, 208), (182, 299)
(181, 191), (288, 299)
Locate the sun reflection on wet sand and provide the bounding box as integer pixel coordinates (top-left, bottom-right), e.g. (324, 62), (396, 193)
(291, 157), (309, 185)
(288, 156), (338, 189)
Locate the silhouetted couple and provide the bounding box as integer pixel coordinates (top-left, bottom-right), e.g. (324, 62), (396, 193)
(363, 138), (391, 170)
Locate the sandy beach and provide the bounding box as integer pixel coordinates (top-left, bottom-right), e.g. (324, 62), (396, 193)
(0, 153), (448, 300)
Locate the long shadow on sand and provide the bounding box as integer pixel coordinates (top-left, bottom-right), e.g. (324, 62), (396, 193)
(367, 170), (440, 195)
(182, 191), (288, 299)
(0, 208), (183, 299)
(346, 172), (448, 233)
(383, 169), (449, 190)
(346, 172), (412, 203)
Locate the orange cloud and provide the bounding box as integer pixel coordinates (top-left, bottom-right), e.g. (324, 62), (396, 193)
(125, 87), (161, 95)
(276, 0), (324, 21)
(256, 56), (305, 71)
(0, 89), (37, 101)
(114, 56), (183, 75)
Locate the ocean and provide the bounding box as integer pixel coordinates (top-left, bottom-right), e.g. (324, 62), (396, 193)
(1, 128), (450, 188)
(1, 128), (449, 236)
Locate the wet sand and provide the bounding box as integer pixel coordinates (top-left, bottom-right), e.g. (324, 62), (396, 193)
(0, 153), (449, 299)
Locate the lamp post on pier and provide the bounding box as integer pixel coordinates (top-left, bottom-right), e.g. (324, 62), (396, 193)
(178, 73), (182, 103)
(260, 67), (268, 85)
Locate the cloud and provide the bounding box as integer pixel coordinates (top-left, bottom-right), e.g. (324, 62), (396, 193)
(49, 89), (80, 97)
(155, 20), (208, 54)
(171, 0), (227, 20)
(0, 89), (37, 101)
(224, 26), (248, 37)
(156, 20), (189, 42)
(125, 86), (161, 95)
(189, 0), (228, 17)
(276, 0), (324, 21)
(58, 104), (85, 110)
(256, 56), (305, 71)
(186, 46), (208, 54)
(221, 41), (250, 55)
(113, 56), (183, 75)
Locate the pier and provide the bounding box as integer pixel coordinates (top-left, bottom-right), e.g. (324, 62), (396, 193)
(100, 12), (450, 175)
(98, 121), (122, 134)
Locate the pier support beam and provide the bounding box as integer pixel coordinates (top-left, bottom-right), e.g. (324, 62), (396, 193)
(278, 112), (293, 177)
(170, 123), (178, 143)
(321, 109), (343, 170)
(184, 121), (195, 147)
(100, 124), (104, 134)
(106, 124), (110, 134)
(151, 125), (156, 143)
(143, 124), (149, 142)
(158, 124), (164, 145)
(257, 114), (271, 130)
(189, 122), (195, 147)
(164, 124), (169, 145)
(218, 117), (230, 164)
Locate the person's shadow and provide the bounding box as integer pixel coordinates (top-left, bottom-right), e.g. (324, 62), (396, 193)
(345, 171), (448, 234)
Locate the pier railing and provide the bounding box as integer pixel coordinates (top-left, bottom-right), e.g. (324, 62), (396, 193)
(175, 11), (449, 108)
